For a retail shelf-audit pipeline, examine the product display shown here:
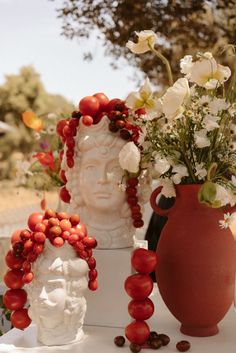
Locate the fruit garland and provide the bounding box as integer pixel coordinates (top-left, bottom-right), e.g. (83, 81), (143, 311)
(56, 93), (145, 229)
(3, 209), (98, 330)
(124, 248), (158, 351)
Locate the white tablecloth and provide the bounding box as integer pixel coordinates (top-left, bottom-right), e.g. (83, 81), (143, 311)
(0, 288), (236, 353)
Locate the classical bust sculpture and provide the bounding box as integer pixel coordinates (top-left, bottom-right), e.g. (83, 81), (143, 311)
(27, 241), (89, 346)
(62, 117), (150, 249)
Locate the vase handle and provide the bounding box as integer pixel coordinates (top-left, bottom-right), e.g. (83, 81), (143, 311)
(150, 186), (173, 217)
(223, 204), (236, 214)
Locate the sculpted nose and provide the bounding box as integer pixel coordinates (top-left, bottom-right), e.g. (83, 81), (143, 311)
(97, 167), (109, 184)
(39, 287), (48, 300)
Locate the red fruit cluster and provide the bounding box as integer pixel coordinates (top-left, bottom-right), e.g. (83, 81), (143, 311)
(126, 177), (144, 228)
(3, 209), (98, 330)
(124, 248), (158, 348)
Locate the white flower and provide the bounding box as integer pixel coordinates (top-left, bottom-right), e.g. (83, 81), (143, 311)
(162, 78), (190, 120)
(194, 129), (210, 148)
(202, 114), (220, 131)
(198, 95), (211, 105)
(125, 77), (162, 115)
(208, 98), (229, 115)
(231, 175), (236, 186)
(33, 132), (41, 140)
(15, 160), (33, 185)
(201, 52), (213, 59)
(180, 55), (193, 76)
(159, 178), (176, 198)
(47, 113), (57, 120)
(215, 184), (236, 207)
(189, 53), (231, 88)
(219, 213), (235, 229)
(229, 103), (236, 117)
(171, 164), (189, 184)
(119, 141), (141, 173)
(126, 30), (157, 54)
(195, 163), (207, 180)
(154, 153), (171, 174)
(46, 124), (56, 135)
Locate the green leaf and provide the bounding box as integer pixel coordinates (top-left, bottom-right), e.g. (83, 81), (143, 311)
(198, 181), (220, 207)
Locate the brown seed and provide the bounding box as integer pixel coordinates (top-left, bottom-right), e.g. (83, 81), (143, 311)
(114, 336), (125, 347)
(109, 122), (119, 132)
(150, 338), (162, 350)
(120, 128), (131, 140)
(129, 342), (141, 353)
(158, 333), (170, 346)
(176, 340), (191, 352)
(149, 331), (159, 340)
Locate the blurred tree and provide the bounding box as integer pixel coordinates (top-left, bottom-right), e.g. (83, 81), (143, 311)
(0, 66), (74, 179)
(52, 0), (236, 87)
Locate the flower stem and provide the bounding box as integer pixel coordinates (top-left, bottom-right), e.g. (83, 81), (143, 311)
(148, 44), (173, 86)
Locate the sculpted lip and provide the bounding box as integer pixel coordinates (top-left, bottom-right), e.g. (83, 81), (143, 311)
(94, 192), (111, 198)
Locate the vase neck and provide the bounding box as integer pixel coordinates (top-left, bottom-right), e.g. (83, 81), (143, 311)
(175, 185), (202, 207)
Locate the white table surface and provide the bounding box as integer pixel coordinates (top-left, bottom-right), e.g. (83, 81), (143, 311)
(0, 288), (236, 353)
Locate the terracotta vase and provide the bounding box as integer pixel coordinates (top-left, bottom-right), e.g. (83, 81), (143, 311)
(150, 184), (236, 337)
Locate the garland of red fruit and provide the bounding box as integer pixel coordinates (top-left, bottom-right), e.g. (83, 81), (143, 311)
(124, 248), (159, 350)
(56, 93), (145, 228)
(3, 209), (98, 330)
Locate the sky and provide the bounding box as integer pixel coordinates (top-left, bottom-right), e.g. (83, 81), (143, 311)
(0, 0), (142, 105)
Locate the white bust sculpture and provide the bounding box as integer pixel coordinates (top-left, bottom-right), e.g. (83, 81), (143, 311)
(27, 241), (89, 346)
(62, 117), (151, 249)
(63, 117), (139, 249)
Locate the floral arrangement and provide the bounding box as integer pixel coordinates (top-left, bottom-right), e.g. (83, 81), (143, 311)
(16, 112), (63, 195)
(3, 209), (98, 330)
(117, 30), (236, 229)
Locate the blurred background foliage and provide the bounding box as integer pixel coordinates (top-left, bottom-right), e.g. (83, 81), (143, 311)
(0, 66), (74, 180)
(52, 0), (236, 87)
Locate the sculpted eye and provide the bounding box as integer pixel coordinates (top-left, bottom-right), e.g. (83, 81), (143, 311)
(84, 165), (96, 171)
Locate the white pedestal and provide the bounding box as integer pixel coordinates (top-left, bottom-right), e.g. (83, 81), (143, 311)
(84, 248), (133, 328)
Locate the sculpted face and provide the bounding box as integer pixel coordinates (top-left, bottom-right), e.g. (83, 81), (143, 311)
(79, 146), (126, 212)
(27, 242), (89, 344)
(29, 277), (66, 328)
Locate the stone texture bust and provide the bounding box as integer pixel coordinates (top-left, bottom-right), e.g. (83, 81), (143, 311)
(27, 241), (89, 346)
(62, 117), (148, 249)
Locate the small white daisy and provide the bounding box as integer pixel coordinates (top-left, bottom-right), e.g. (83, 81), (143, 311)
(219, 213), (235, 229)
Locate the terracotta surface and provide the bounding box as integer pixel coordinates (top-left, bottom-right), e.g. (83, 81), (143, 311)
(150, 184), (236, 337)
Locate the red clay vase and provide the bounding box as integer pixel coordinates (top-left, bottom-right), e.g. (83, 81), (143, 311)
(150, 184), (236, 337)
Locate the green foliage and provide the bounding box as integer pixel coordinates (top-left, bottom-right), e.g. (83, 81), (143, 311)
(0, 294), (12, 335)
(0, 66), (74, 180)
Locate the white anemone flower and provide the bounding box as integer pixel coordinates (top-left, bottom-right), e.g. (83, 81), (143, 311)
(125, 77), (162, 115)
(162, 78), (190, 120)
(154, 153), (171, 175)
(119, 141), (141, 174)
(159, 178), (176, 198)
(180, 55), (193, 76)
(219, 213), (235, 229)
(202, 115), (220, 131)
(189, 53), (231, 88)
(231, 175), (236, 186)
(195, 163), (207, 180)
(171, 164), (189, 184)
(208, 98), (229, 115)
(215, 184), (236, 207)
(194, 129), (210, 148)
(126, 30), (157, 54)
